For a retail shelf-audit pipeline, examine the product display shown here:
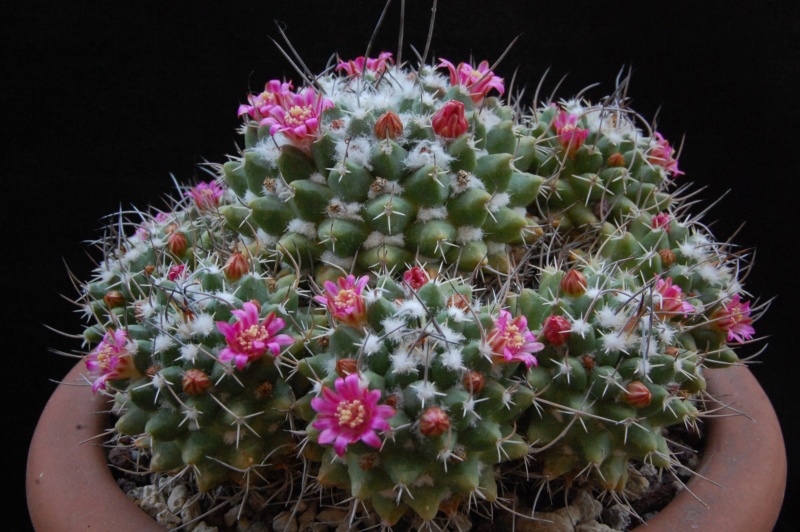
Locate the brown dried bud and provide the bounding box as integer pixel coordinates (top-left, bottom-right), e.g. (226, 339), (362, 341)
(182, 369), (211, 396)
(593, 199), (610, 219)
(462, 370), (485, 395)
(374, 111), (404, 140)
(581, 355), (595, 371)
(103, 290), (125, 309)
(439, 495), (461, 517)
(164, 223), (179, 234)
(659, 248), (676, 267)
(224, 252), (249, 281)
(330, 118), (345, 130)
(560, 269), (587, 297)
(419, 406), (450, 437)
(336, 358), (358, 377)
(606, 152), (626, 167)
(144, 265), (156, 276)
(317, 335), (330, 349)
(146, 365), (162, 378)
(167, 232), (188, 256)
(359, 453), (377, 471)
(664, 346), (680, 357)
(384, 393), (400, 409)
(448, 293), (471, 311)
(255, 381), (273, 399)
(624, 381), (652, 408)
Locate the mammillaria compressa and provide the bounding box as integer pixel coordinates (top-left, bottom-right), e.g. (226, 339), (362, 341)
(64, 25), (765, 531)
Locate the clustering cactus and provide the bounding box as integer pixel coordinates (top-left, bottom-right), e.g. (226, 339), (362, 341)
(68, 45), (763, 530)
(218, 53), (680, 281)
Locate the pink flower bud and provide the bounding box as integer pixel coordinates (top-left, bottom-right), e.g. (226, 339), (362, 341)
(182, 369), (211, 396)
(606, 152), (626, 167)
(624, 381), (652, 408)
(374, 111), (403, 140)
(560, 269), (587, 297)
(542, 315), (571, 346)
(432, 100), (468, 139)
(167, 232), (188, 256)
(103, 290), (126, 309)
(336, 358), (359, 377)
(419, 406), (450, 437)
(224, 252), (249, 281)
(462, 370), (485, 395)
(651, 212), (672, 232)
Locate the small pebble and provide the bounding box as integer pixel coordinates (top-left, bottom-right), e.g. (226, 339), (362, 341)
(273, 510), (298, 532)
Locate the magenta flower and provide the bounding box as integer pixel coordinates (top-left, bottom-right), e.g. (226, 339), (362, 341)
(261, 87), (334, 148)
(187, 181), (224, 211)
(336, 52), (393, 77)
(167, 264), (186, 281)
(651, 212), (672, 232)
(311, 373), (395, 456)
(85, 329), (140, 392)
(216, 303), (294, 370)
(653, 277), (695, 319)
(711, 294), (755, 343)
(553, 110), (589, 156)
(314, 274), (369, 328)
(438, 58), (505, 103)
(487, 310), (543, 369)
(237, 79), (294, 121)
(403, 266), (429, 290)
(648, 132), (684, 177)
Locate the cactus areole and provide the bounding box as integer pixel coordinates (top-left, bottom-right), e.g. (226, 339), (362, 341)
(29, 37), (780, 530)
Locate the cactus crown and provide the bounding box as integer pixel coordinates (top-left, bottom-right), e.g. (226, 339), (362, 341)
(65, 29), (765, 531)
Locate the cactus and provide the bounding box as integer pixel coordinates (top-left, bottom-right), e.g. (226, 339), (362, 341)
(218, 53), (684, 281)
(66, 46), (765, 530)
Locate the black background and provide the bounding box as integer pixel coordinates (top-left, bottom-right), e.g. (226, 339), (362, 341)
(6, 1), (798, 529)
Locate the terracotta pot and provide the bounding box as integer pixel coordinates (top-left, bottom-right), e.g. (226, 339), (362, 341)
(27, 363), (786, 531)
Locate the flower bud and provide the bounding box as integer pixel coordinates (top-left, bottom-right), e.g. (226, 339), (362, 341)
(542, 315), (571, 345)
(419, 406), (450, 437)
(336, 358), (358, 377)
(606, 152), (626, 167)
(431, 100), (468, 139)
(659, 248), (676, 267)
(560, 269), (587, 297)
(403, 266), (428, 290)
(182, 369), (211, 396)
(103, 290), (125, 309)
(167, 232), (188, 256)
(624, 381), (651, 408)
(462, 370), (485, 395)
(374, 111), (403, 140)
(224, 252), (249, 281)
(255, 380), (273, 399)
(144, 265), (156, 276)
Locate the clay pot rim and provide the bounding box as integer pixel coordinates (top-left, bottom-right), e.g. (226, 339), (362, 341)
(27, 363), (786, 531)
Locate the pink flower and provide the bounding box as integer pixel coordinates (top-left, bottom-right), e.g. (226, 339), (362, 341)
(85, 329), (139, 392)
(261, 87), (334, 147)
(648, 132), (684, 177)
(711, 294), (755, 343)
(314, 274), (369, 328)
(403, 266), (428, 290)
(438, 58), (505, 103)
(237, 79), (294, 121)
(432, 100), (469, 139)
(168, 264), (186, 281)
(187, 181), (224, 211)
(336, 52), (393, 77)
(216, 303), (294, 370)
(553, 110), (589, 156)
(487, 310), (543, 369)
(311, 373), (395, 456)
(653, 277), (695, 319)
(651, 212), (672, 232)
